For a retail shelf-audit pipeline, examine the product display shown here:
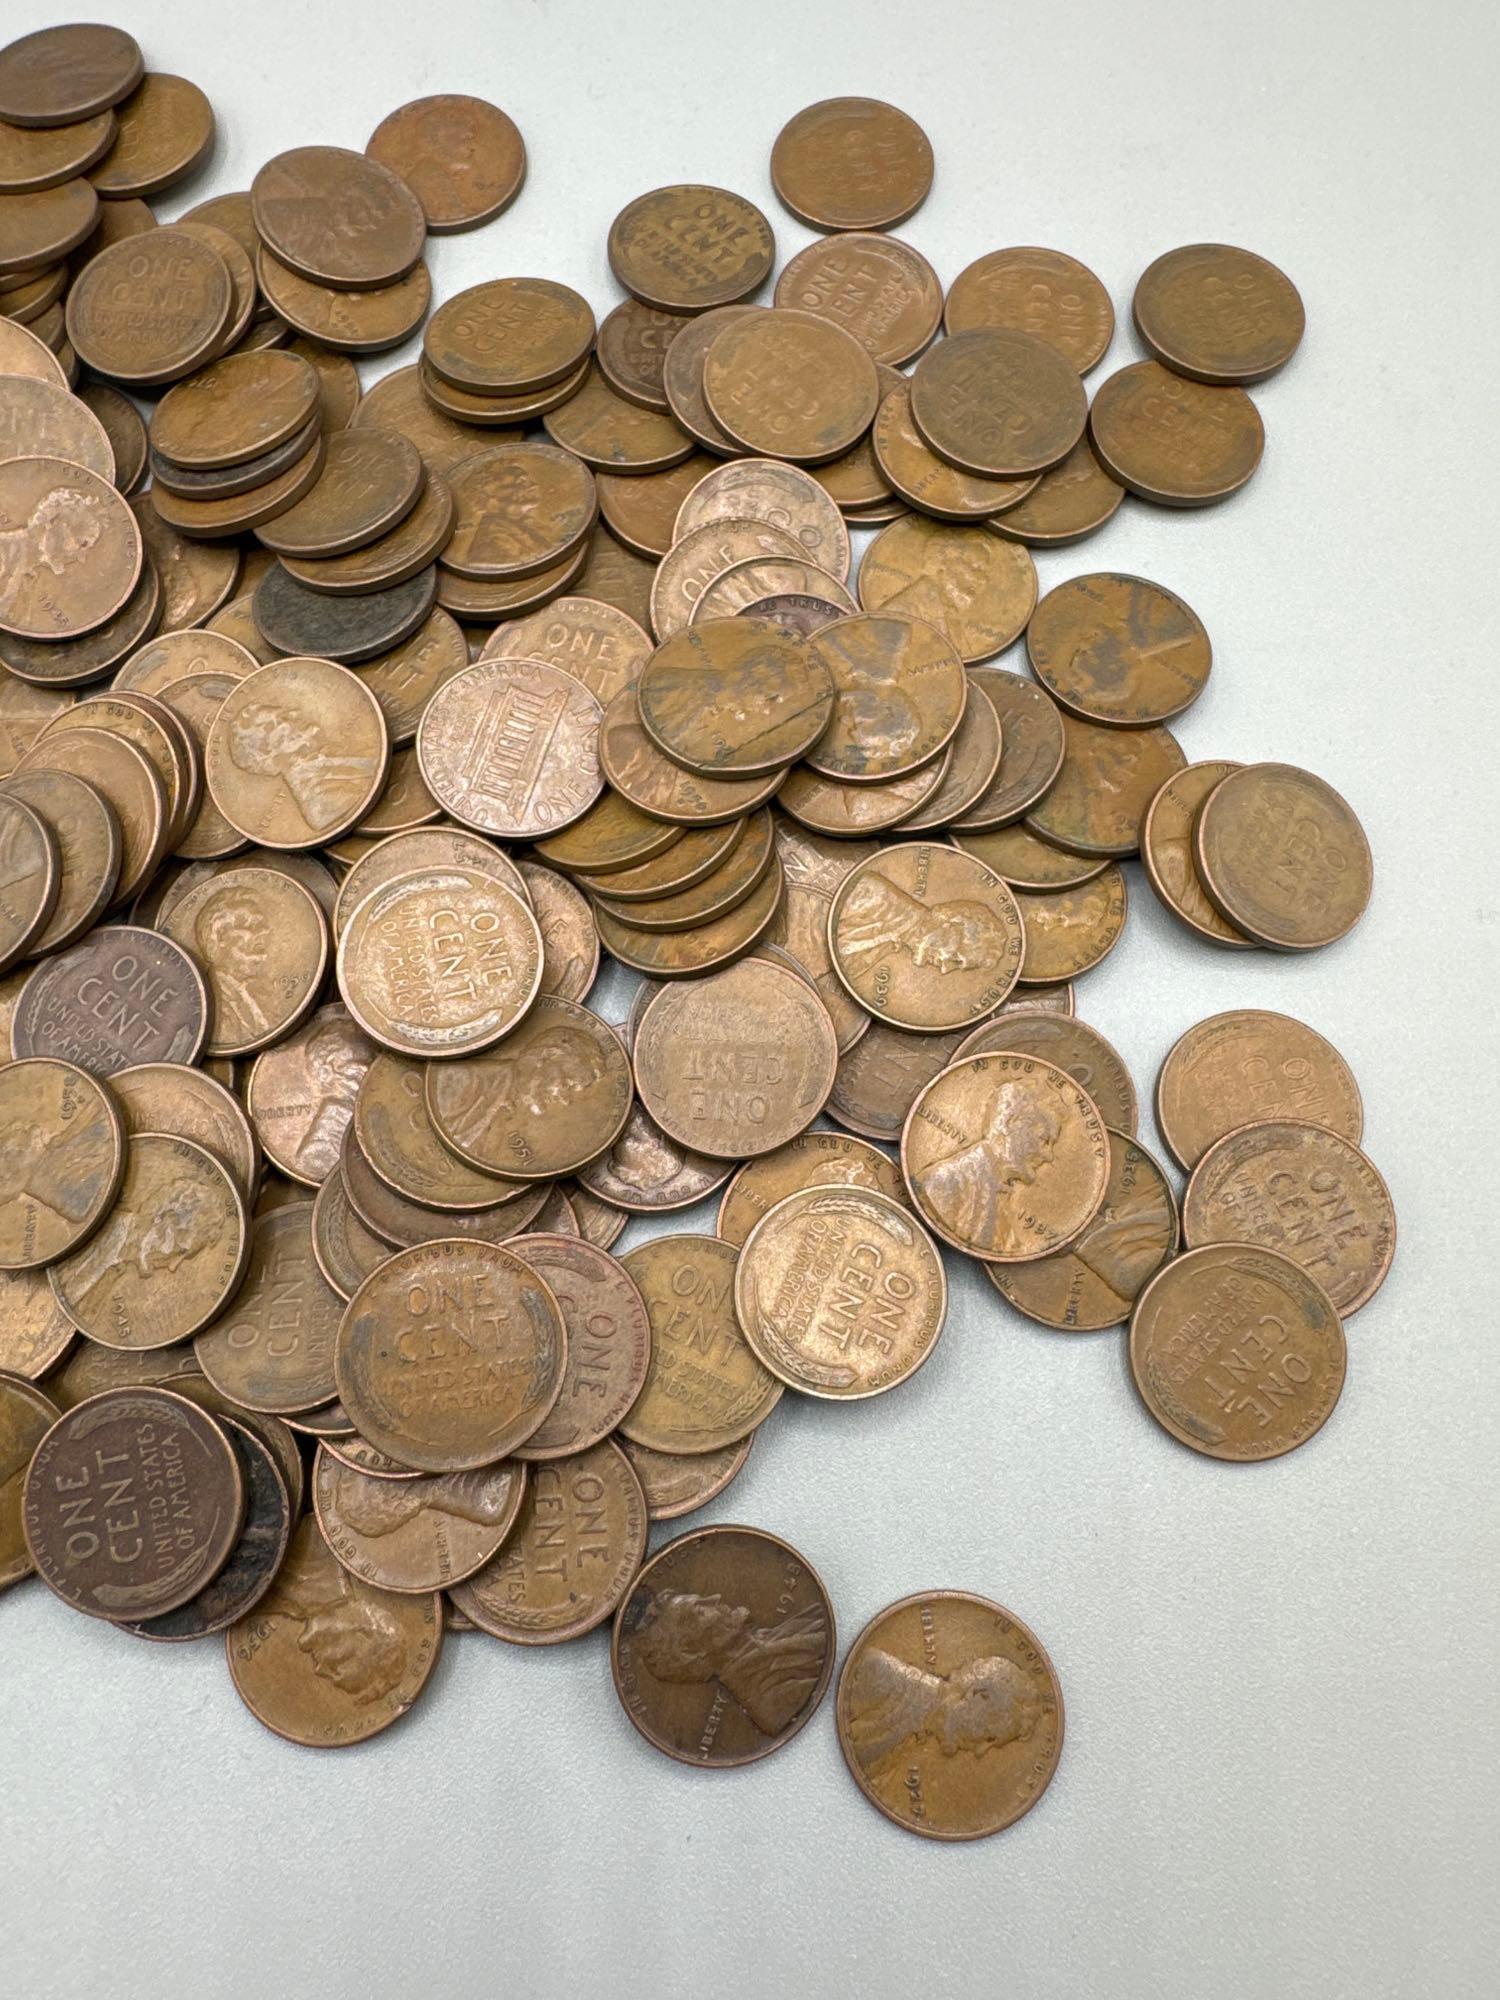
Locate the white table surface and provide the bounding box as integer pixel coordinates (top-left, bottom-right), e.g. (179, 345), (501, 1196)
(2, 2), (1497, 1996)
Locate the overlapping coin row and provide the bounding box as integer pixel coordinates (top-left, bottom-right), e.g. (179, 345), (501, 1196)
(0, 22), (1386, 1843)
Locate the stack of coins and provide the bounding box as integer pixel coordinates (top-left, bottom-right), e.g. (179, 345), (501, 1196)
(0, 26), (1388, 1845)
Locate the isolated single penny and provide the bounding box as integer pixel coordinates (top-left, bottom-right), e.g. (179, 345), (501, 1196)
(830, 843), (1023, 1030)
(160, 864), (328, 1057)
(618, 1434), (752, 1521)
(985, 434), (1125, 547)
(151, 350), (319, 470)
(67, 229), (231, 385)
(507, 1235), (652, 1460)
(87, 72), (215, 198)
(206, 656), (388, 849)
(912, 328), (1087, 478)
(674, 454), (850, 580)
(638, 617), (833, 777)
(335, 1237), (567, 1472)
(636, 958), (838, 1159)
(366, 94), (525, 232)
(945, 245), (1114, 373)
(988, 1128), (1176, 1331)
(1014, 866), (1129, 983)
(609, 184), (774, 312)
(1183, 1120), (1394, 1316)
(954, 1013), (1136, 1133)
(337, 866), (543, 1059)
(803, 612), (966, 782)
(619, 1235), (782, 1454)
(1027, 572), (1211, 726)
(417, 655), (603, 838)
(902, 1052), (1109, 1262)
(13, 924), (208, 1074)
(426, 996), (633, 1182)
(612, 1523), (835, 1765)
(0, 456), (140, 641)
(0, 24), (144, 128)
(872, 385), (1037, 521)
(0, 1373), (58, 1588)
(858, 515), (1038, 663)
(0, 1056), (122, 1268)
(1134, 243), (1305, 385)
(771, 98), (933, 232)
(225, 1513), (441, 1747)
(314, 1448), (525, 1593)
(252, 145), (425, 289)
(1141, 760), (1257, 947)
(110, 1060), (257, 1199)
(717, 1130), (907, 1246)
(1130, 1244), (1347, 1462)
(775, 232), (942, 364)
(24, 1386), (242, 1620)
(1026, 713), (1185, 858)
(1089, 360), (1264, 506)
(424, 275), (593, 391)
(838, 1590), (1063, 1839)
(702, 308), (879, 462)
(1195, 763), (1373, 951)
(1156, 1010), (1362, 1173)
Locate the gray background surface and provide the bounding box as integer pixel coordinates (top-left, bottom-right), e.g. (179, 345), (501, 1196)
(2, 2), (1497, 1996)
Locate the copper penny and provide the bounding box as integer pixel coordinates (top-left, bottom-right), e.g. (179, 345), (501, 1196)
(128, 494), (240, 629)
(657, 301), (759, 453)
(13, 923), (206, 1073)
(619, 1234), (780, 1452)
(151, 350), (319, 471)
(206, 655), (388, 849)
(0, 788), (57, 961)
(225, 1513), (441, 1747)
(516, 861), (598, 1003)
(954, 1011), (1135, 1131)
(945, 246), (1114, 372)
(365, 94), (525, 234)
(902, 1051), (1109, 1261)
(692, 556), (856, 626)
(252, 561), (436, 665)
(417, 654), (602, 838)
(0, 314), (68, 386)
(1026, 713), (1184, 858)
(986, 433), (1125, 547)
(337, 865), (542, 1059)
(542, 361), (695, 474)
(636, 957), (837, 1159)
(1156, 1010), (1363, 1173)
(66, 228), (231, 385)
(252, 145), (425, 289)
(898, 680), (1005, 832)
(79, 379), (148, 486)
(419, 348), (586, 425)
(0, 455), (139, 640)
(110, 1059), (257, 1199)
(0, 178), (98, 274)
(340, 1127), (545, 1249)
(423, 276), (593, 392)
(156, 671), (251, 860)
(0, 374), (113, 480)
(1182, 1120), (1394, 1316)
(286, 336), (362, 430)
(160, 864), (327, 1056)
(770, 97), (932, 232)
(651, 518), (803, 640)
(0, 1372), (58, 1586)
(763, 872), (870, 1051)
(1141, 760), (1256, 947)
(702, 308), (878, 463)
(618, 1433), (751, 1521)
(352, 608), (467, 743)
(574, 524), (657, 627)
(257, 248), (431, 354)
(314, 1446), (525, 1593)
(829, 842), (1023, 1030)
(351, 744), (440, 840)
(1134, 243), (1304, 385)
(872, 384), (1038, 521)
(244, 1000), (374, 1185)
(1130, 1244), (1347, 1461)
(254, 427), (423, 560)
(433, 544), (586, 622)
(506, 1235), (652, 1460)
(596, 298), (685, 411)
(0, 26), (143, 129)
(0, 1055), (122, 1268)
(738, 591), (847, 639)
(352, 361), (497, 475)
(911, 328), (1086, 477)
(1089, 360), (1264, 506)
(1015, 866), (1128, 983)
(14, 724), (164, 897)
(638, 617), (832, 776)
(442, 441), (594, 583)
(1195, 762), (1373, 951)
(488, 593), (650, 708)
(777, 752), (949, 839)
(39, 689), (191, 851)
(595, 808), (774, 934)
(774, 232), (941, 364)
(0, 1263), (74, 1378)
(857, 515), (1037, 663)
(674, 454), (849, 579)
(532, 789), (682, 876)
(355, 1050), (524, 1211)
(838, 1590), (1063, 1839)
(576, 1098), (731, 1215)
(192, 1202), (342, 1413)
(0, 561), (162, 690)
(717, 1130), (906, 1247)
(989, 1128), (1176, 1331)
(24, 1385), (242, 1619)
(802, 611), (965, 782)
(332, 826), (528, 940)
(1028, 572), (1211, 726)
(87, 72), (215, 199)
(0, 107), (116, 193)
(598, 686), (783, 826)
(608, 184), (772, 313)
(612, 1523), (834, 1764)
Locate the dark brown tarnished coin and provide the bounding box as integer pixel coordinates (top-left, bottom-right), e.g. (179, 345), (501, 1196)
(1026, 713), (1184, 858)
(911, 328), (1086, 478)
(417, 655), (602, 838)
(1027, 572), (1211, 726)
(838, 1591), (1063, 1839)
(252, 145), (425, 289)
(245, 1001), (374, 1184)
(702, 308), (879, 463)
(366, 94), (525, 233)
(13, 923), (207, 1073)
(193, 1203), (342, 1412)
(314, 1446), (524, 1593)
(335, 1237), (567, 1472)
(619, 1235), (781, 1453)
(619, 1434), (751, 1521)
(857, 515), (1037, 663)
(24, 1384), (242, 1619)
(872, 384), (1037, 521)
(636, 958), (837, 1158)
(424, 275), (593, 392)
(1183, 1120), (1394, 1316)
(829, 843), (1023, 1030)
(638, 617), (832, 776)
(1156, 1010), (1363, 1172)
(111, 1060), (257, 1199)
(0, 456), (140, 641)
(225, 1513), (441, 1746)
(251, 561), (436, 664)
(803, 611), (965, 782)
(954, 1012), (1136, 1132)
(609, 185), (773, 313)
(1089, 360), (1264, 506)
(1130, 1245), (1347, 1461)
(509, 1235), (652, 1459)
(86, 72), (214, 198)
(66, 228), (231, 385)
(354, 1050), (522, 1211)
(160, 864), (327, 1056)
(988, 1128), (1176, 1330)
(0, 25), (144, 128)
(985, 434), (1125, 547)
(674, 454), (850, 580)
(151, 350), (319, 470)
(0, 1055), (122, 1267)
(596, 297), (685, 411)
(1015, 866), (1128, 983)
(1134, 243), (1304, 385)
(771, 98), (932, 232)
(1195, 763), (1373, 951)
(1141, 760), (1256, 947)
(426, 995), (633, 1182)
(0, 1372), (58, 1587)
(945, 246), (1114, 372)
(775, 232), (942, 364)
(902, 1052), (1109, 1262)
(450, 1440), (644, 1642)
(613, 1523), (834, 1764)
(206, 655), (388, 848)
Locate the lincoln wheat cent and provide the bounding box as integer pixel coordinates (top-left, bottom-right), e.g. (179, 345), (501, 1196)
(770, 98), (933, 232)
(0, 456), (140, 641)
(635, 959), (838, 1159)
(954, 671), (1066, 831)
(1129, 1245), (1348, 1462)
(417, 656), (603, 838)
(23, 1386), (243, 1621)
(516, 860), (601, 1001)
(912, 327), (1087, 478)
(703, 309), (879, 462)
(333, 828), (529, 942)
(829, 844), (1024, 1031)
(508, 1235), (652, 1459)
(206, 657), (388, 849)
(0, 1057), (121, 1268)
(962, 816), (1110, 892)
(245, 1002), (374, 1185)
(335, 1238), (568, 1473)
(424, 276), (594, 392)
(618, 1434), (752, 1521)
(67, 229), (232, 386)
(637, 618), (833, 776)
(903, 1053), (1109, 1262)
(619, 1236), (782, 1454)
(1133, 243), (1305, 385)
(857, 515), (1038, 664)
(608, 185), (773, 313)
(1141, 761), (1256, 947)
(0, 25), (144, 128)
(1089, 360), (1264, 506)
(151, 350), (320, 470)
(673, 456), (850, 580)
(110, 1061), (257, 1200)
(774, 233), (942, 365)
(986, 434), (1125, 547)
(1156, 1010), (1364, 1172)
(193, 1205), (343, 1413)
(1027, 573), (1212, 726)
(85, 72), (215, 199)
(13, 924), (208, 1074)
(354, 1051), (522, 1210)
(0, 1266), (74, 1379)
(576, 1099), (732, 1215)
(954, 1013), (1137, 1133)
(313, 1449), (525, 1593)
(837, 1591), (1064, 1839)
(872, 385), (1038, 521)
(1014, 867), (1129, 984)
(944, 245), (1115, 373)
(1182, 1120), (1395, 1316)
(252, 145), (426, 289)
(1026, 714), (1185, 858)
(366, 94), (525, 233)
(0, 1374), (58, 1588)
(803, 612), (966, 782)
(612, 1524), (835, 1766)
(1195, 762), (1373, 950)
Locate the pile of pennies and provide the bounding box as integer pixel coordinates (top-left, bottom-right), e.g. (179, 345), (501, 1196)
(0, 25), (1395, 1841)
